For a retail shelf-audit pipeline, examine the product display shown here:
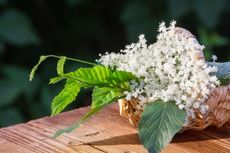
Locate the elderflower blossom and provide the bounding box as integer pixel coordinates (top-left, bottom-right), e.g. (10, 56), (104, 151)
(99, 21), (220, 121)
(212, 55), (218, 62)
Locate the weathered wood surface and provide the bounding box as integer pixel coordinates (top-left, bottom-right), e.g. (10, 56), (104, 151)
(0, 103), (229, 153)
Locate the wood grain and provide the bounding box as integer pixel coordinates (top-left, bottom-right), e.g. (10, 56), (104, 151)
(0, 103), (229, 153)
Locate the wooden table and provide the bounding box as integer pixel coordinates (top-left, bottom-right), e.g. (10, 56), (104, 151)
(0, 104), (229, 153)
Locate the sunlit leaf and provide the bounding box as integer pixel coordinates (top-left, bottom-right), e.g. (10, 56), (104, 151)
(53, 88), (120, 138)
(49, 76), (65, 84)
(62, 65), (137, 89)
(29, 56), (48, 81)
(51, 79), (81, 116)
(62, 65), (113, 86)
(57, 56), (66, 75)
(92, 86), (121, 109)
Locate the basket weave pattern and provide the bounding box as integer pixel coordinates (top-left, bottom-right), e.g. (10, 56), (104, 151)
(119, 84), (230, 131)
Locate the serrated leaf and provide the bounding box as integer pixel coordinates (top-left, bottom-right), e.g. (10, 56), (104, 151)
(92, 86), (121, 109)
(53, 86), (122, 137)
(207, 62), (230, 85)
(57, 56), (66, 75)
(111, 70), (137, 89)
(112, 71), (136, 82)
(29, 55), (48, 81)
(53, 103), (106, 138)
(62, 65), (137, 90)
(138, 100), (186, 153)
(63, 65), (113, 86)
(51, 79), (81, 116)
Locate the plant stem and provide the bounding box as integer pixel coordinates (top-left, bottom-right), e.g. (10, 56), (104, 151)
(46, 55), (97, 66)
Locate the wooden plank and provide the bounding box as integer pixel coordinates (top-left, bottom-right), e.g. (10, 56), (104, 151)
(0, 103), (229, 153)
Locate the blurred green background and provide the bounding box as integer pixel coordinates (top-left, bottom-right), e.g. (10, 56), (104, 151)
(0, 0), (229, 127)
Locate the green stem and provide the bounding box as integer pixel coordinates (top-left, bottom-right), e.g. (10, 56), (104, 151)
(46, 55), (97, 66)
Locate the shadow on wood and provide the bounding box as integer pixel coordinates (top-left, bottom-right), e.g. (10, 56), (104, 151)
(173, 124), (230, 143)
(87, 133), (140, 146)
(84, 124), (230, 146)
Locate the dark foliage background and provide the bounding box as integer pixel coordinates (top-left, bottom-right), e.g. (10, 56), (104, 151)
(0, 0), (229, 127)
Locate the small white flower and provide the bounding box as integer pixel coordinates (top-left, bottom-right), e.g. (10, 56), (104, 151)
(212, 55), (218, 62)
(99, 21), (219, 120)
(126, 94), (132, 101)
(193, 102), (200, 109)
(178, 104), (185, 109)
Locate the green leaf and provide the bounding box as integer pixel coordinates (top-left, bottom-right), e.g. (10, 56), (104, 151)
(50, 76), (92, 88)
(111, 70), (137, 89)
(53, 103), (106, 138)
(92, 86), (121, 109)
(63, 65), (113, 86)
(51, 79), (81, 116)
(138, 100), (186, 153)
(0, 9), (40, 46)
(57, 56), (66, 75)
(62, 65), (137, 90)
(29, 56), (48, 81)
(53, 86), (122, 137)
(207, 62), (230, 85)
(49, 76), (65, 84)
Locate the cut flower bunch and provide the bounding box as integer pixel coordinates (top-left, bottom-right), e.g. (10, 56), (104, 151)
(30, 21), (230, 153)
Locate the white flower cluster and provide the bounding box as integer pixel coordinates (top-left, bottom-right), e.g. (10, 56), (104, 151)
(99, 21), (220, 120)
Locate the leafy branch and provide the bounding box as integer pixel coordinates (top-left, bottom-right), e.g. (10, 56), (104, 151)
(29, 55), (137, 137)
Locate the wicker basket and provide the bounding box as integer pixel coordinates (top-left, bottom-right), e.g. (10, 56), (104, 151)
(118, 27), (230, 131)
